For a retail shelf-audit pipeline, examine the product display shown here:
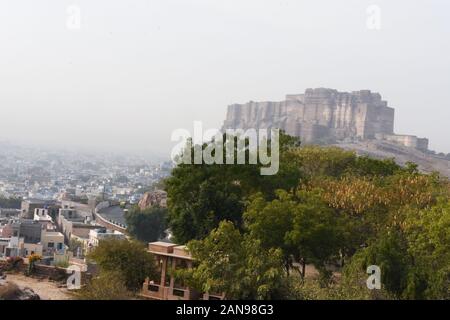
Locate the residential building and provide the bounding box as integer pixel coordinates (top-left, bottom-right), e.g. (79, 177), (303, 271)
(57, 207), (97, 242)
(20, 199), (58, 219)
(33, 208), (53, 223)
(87, 228), (126, 248)
(1, 219), (42, 244)
(1, 236), (43, 258)
(0, 208), (20, 219)
(40, 229), (65, 257)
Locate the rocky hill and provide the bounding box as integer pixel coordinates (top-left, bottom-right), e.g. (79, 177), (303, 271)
(223, 88), (449, 178)
(335, 140), (450, 178)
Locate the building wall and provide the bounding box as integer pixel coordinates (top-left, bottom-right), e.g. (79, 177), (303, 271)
(376, 134), (429, 152)
(94, 212), (127, 233)
(23, 243), (43, 256)
(141, 242), (224, 301)
(18, 221), (42, 244)
(20, 200), (58, 219)
(223, 88), (427, 150)
(41, 231), (65, 256)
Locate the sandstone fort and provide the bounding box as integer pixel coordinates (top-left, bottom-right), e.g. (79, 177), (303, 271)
(223, 88), (429, 152)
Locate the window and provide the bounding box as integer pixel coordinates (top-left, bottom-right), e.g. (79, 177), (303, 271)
(172, 289), (185, 297)
(48, 242), (54, 248)
(148, 284), (159, 292)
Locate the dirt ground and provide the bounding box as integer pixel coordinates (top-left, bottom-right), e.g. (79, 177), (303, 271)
(4, 273), (73, 300)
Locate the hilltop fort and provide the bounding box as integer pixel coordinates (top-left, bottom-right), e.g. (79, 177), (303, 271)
(223, 88), (429, 151)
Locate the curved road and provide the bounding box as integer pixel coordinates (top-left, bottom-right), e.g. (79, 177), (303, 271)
(97, 205), (127, 227)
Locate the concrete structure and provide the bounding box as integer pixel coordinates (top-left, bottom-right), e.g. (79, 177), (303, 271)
(141, 242), (224, 300)
(0, 221), (64, 258)
(95, 202), (127, 233)
(20, 199), (58, 219)
(223, 88), (429, 151)
(0, 209), (20, 219)
(0, 219), (44, 258)
(0, 238), (9, 257)
(34, 208), (53, 222)
(0, 219), (42, 244)
(375, 133), (429, 152)
(40, 230), (65, 257)
(0, 236), (43, 258)
(57, 207), (97, 242)
(87, 228), (126, 248)
(23, 242), (43, 257)
(33, 208), (54, 231)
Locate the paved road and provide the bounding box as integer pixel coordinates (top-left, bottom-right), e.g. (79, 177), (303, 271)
(98, 205), (127, 226)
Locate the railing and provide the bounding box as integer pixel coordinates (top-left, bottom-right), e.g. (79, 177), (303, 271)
(142, 280), (192, 300)
(94, 211), (127, 231)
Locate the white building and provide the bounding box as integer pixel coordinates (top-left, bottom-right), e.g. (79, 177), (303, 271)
(0, 236), (43, 258)
(40, 230), (65, 257)
(33, 208), (53, 222)
(88, 228), (126, 248)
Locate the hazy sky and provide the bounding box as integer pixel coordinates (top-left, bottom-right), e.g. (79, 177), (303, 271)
(0, 0), (449, 157)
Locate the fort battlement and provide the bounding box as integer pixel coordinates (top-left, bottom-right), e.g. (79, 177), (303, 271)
(223, 88), (428, 151)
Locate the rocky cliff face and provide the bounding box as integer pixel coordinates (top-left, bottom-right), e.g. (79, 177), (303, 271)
(138, 190), (167, 210)
(223, 88), (395, 143)
(223, 88), (429, 151)
(222, 88), (450, 176)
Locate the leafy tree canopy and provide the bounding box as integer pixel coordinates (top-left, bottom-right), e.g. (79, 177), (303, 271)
(88, 239), (157, 291)
(125, 206), (168, 243)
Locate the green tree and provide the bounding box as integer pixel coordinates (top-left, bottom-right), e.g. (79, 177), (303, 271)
(292, 146), (356, 178)
(349, 230), (410, 297)
(76, 270), (132, 300)
(351, 156), (402, 176)
(181, 221), (287, 300)
(166, 132), (302, 243)
(88, 239), (157, 291)
(345, 199), (450, 300)
(286, 191), (342, 281)
(163, 137), (450, 300)
(245, 189), (342, 280)
(125, 206), (168, 242)
(244, 191), (297, 271)
(403, 199), (450, 299)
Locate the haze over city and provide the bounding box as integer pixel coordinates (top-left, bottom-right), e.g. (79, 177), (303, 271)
(1, 0), (449, 305)
(1, 0), (449, 156)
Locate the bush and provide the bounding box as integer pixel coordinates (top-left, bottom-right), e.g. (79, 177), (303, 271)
(76, 271), (132, 300)
(88, 239), (157, 292)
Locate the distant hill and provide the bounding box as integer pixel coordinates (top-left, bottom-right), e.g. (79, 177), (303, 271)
(223, 88), (449, 178)
(333, 140), (449, 178)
